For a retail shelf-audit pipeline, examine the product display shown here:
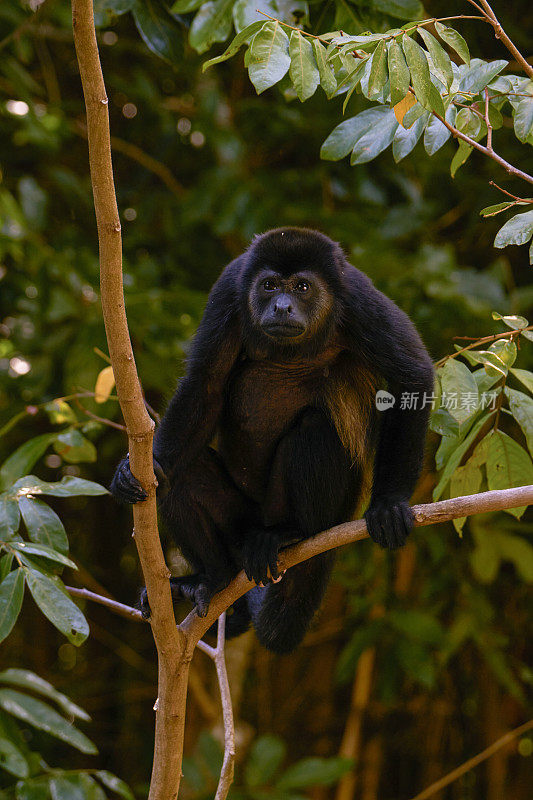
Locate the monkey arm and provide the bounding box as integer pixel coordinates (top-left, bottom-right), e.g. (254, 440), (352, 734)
(342, 270), (434, 547)
(110, 258), (243, 504)
(152, 257), (244, 476)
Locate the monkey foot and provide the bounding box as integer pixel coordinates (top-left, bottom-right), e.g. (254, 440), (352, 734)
(364, 496), (414, 550)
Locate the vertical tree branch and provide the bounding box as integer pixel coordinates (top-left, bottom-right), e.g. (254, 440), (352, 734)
(71, 3), (189, 799)
(197, 614), (236, 800)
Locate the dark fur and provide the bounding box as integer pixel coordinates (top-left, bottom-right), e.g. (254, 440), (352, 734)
(111, 228), (434, 653)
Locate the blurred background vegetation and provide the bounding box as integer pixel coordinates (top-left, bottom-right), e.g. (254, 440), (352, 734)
(0, 0), (532, 798)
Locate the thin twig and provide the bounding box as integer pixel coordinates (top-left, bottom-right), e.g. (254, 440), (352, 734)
(477, 0), (533, 79)
(214, 614), (235, 800)
(434, 325), (533, 367)
(427, 107), (533, 186)
(66, 586), (143, 621)
(72, 120), (185, 199)
(489, 181), (533, 203)
(410, 718), (533, 800)
(94, 346), (112, 364)
(0, 0), (53, 53)
(73, 394), (126, 430)
(197, 614), (236, 800)
(484, 88), (493, 152)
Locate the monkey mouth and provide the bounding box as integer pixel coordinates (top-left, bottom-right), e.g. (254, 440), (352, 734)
(262, 323), (306, 339)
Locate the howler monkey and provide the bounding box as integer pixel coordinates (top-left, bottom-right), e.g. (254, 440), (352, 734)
(111, 228), (434, 654)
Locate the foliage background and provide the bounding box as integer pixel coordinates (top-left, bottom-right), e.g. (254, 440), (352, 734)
(0, 0), (531, 798)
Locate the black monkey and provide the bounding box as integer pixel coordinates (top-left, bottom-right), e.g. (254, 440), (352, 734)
(111, 228), (434, 654)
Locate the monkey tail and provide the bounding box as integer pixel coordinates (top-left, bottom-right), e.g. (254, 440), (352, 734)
(247, 552), (335, 654)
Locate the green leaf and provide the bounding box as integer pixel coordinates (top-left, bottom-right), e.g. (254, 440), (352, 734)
(18, 498), (68, 554)
(463, 349), (508, 377)
(16, 778), (51, 800)
(203, 21), (264, 70)
(10, 542), (76, 570)
(0, 570), (24, 644)
(94, 772), (135, 800)
(434, 22), (470, 65)
(471, 530), (500, 583)
(439, 359), (478, 425)
(248, 21), (291, 94)
(350, 108), (398, 164)
(49, 776), (86, 800)
(289, 31), (319, 101)
(459, 60), (507, 95)
(505, 387), (533, 455)
(373, 0), (423, 19)
(486, 431), (533, 517)
(25, 571), (89, 645)
(494, 210), (533, 249)
(245, 735), (286, 787)
(433, 413), (493, 500)
(44, 400), (77, 426)
(232, 0), (272, 33)
(392, 110), (428, 162)
(488, 339), (516, 368)
(480, 202), (518, 217)
(491, 311), (529, 330)
(449, 461), (482, 533)
(450, 141), (473, 178)
(0, 689), (96, 754)
(0, 736), (29, 778)
(389, 609), (444, 643)
(496, 532), (533, 582)
(171, 0), (204, 12)
(387, 38), (410, 106)
(189, 0), (234, 55)
(0, 434), (57, 491)
(0, 669), (90, 721)
(423, 107), (453, 155)
(455, 107), (481, 139)
(50, 775), (106, 800)
(417, 28), (453, 88)
(13, 475), (109, 498)
(53, 430), (97, 464)
(132, 0), (184, 64)
(368, 39), (388, 96)
(513, 97), (533, 142)
(430, 407), (460, 436)
(510, 368), (533, 394)
(0, 494), (20, 541)
(312, 40), (336, 98)
(321, 108), (387, 161)
(277, 757), (353, 790)
(0, 554), (13, 582)
(402, 99), (426, 128)
(402, 35), (444, 116)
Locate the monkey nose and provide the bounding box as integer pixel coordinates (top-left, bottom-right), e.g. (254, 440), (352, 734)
(274, 299), (293, 315)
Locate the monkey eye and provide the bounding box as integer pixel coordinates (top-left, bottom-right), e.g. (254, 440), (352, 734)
(295, 281), (310, 293)
(263, 279), (278, 291)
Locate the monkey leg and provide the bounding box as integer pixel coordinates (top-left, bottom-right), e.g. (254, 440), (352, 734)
(141, 448), (253, 619)
(247, 407), (362, 652)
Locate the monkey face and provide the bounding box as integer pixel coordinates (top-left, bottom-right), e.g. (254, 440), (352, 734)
(248, 269), (334, 343)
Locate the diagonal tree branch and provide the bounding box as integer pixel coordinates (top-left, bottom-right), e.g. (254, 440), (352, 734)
(410, 718), (533, 800)
(180, 485), (533, 643)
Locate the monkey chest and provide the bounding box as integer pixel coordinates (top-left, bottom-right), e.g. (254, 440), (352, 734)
(222, 361), (322, 442)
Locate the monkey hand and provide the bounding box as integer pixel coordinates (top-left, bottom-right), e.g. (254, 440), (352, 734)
(364, 495), (414, 550)
(241, 528), (285, 587)
(110, 454), (166, 504)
